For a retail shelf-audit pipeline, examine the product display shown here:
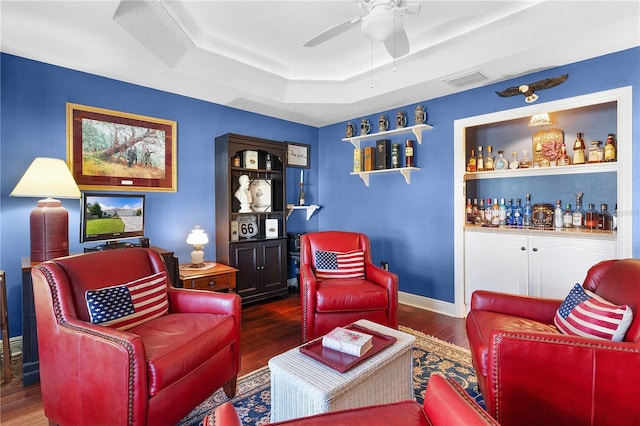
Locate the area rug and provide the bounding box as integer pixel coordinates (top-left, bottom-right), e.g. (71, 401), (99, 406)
(178, 326), (483, 426)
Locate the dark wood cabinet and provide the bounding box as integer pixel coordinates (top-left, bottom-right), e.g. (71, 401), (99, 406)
(215, 133), (289, 304)
(21, 246), (178, 386)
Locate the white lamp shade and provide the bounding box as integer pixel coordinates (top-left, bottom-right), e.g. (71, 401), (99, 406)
(186, 226), (209, 246)
(10, 157), (81, 199)
(361, 5), (402, 41)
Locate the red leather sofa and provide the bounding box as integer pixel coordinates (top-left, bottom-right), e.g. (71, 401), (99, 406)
(214, 374), (499, 425)
(300, 231), (398, 342)
(30, 248), (241, 426)
(466, 258), (640, 426)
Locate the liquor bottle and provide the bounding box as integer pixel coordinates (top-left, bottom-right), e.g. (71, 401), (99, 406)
(572, 132), (586, 165)
(556, 143), (572, 166)
(585, 203), (598, 229)
(509, 152), (519, 169)
(523, 194), (532, 227)
(491, 198), (500, 225)
(265, 153), (272, 170)
(588, 140), (603, 163)
(563, 203), (573, 228)
(298, 183), (306, 206)
(572, 192), (584, 228)
(505, 199), (514, 226)
(391, 144), (401, 168)
(598, 204), (612, 230)
(554, 200), (563, 229)
(612, 203), (618, 230)
(466, 199), (473, 224)
(498, 198), (507, 225)
(476, 198), (485, 225)
(519, 150), (532, 169)
(405, 140), (414, 167)
(476, 147), (485, 172)
(495, 150), (508, 170)
(604, 134), (617, 162)
(471, 198), (479, 224)
(468, 149), (477, 172)
(484, 198), (493, 224)
(233, 153), (241, 167)
(513, 198), (523, 227)
(485, 146), (495, 171)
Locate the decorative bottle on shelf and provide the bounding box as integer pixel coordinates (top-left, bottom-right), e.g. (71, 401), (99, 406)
(468, 149), (477, 172)
(556, 143), (572, 166)
(485, 146), (495, 171)
(523, 194), (532, 227)
(572, 133), (586, 164)
(495, 150), (508, 170)
(405, 140), (414, 167)
(563, 204), (573, 228)
(588, 140), (603, 163)
(598, 204), (612, 230)
(585, 203), (598, 229)
(484, 198), (493, 224)
(509, 152), (519, 169)
(519, 150), (532, 169)
(391, 144), (400, 168)
(476, 198), (485, 225)
(298, 183), (305, 206)
(476, 146), (484, 171)
(466, 199), (473, 224)
(265, 153), (272, 170)
(471, 198), (479, 224)
(513, 199), (523, 227)
(554, 200), (563, 229)
(572, 192), (584, 228)
(233, 153), (241, 167)
(612, 204), (618, 230)
(604, 134), (617, 162)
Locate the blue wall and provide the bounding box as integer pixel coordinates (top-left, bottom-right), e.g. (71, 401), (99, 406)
(1, 47), (638, 338)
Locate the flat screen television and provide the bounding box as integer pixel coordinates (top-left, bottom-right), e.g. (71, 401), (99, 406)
(80, 193), (145, 248)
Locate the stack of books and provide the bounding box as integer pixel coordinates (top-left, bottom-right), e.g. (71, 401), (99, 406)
(322, 327), (373, 357)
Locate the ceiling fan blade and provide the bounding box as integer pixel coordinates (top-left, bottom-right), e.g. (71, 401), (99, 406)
(303, 15), (362, 47)
(383, 29), (410, 58)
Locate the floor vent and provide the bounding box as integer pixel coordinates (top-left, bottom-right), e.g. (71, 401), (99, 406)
(443, 71), (489, 88)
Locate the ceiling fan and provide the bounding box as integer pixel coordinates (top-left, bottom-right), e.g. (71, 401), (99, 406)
(303, 0), (421, 58)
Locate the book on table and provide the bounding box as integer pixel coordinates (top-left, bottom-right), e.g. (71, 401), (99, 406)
(322, 327), (374, 357)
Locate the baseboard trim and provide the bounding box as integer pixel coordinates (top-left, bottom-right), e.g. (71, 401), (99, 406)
(399, 291), (461, 318)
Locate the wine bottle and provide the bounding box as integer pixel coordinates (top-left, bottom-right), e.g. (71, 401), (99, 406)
(523, 194), (532, 227)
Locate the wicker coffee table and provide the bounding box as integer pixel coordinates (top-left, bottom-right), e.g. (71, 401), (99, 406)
(268, 319), (415, 422)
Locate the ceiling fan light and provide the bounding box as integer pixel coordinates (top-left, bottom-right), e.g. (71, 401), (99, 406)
(361, 7), (401, 41)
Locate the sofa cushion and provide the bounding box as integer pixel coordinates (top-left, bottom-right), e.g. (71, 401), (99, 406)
(314, 250), (364, 280)
(554, 283), (633, 341)
(316, 279), (388, 312)
(132, 312), (236, 396)
(85, 271), (168, 330)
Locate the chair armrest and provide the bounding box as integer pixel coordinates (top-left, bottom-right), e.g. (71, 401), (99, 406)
(300, 264), (319, 342)
(470, 290), (561, 324)
(486, 331), (640, 425)
(365, 263), (398, 327)
(424, 374), (499, 425)
(215, 402), (242, 426)
(168, 287), (241, 316)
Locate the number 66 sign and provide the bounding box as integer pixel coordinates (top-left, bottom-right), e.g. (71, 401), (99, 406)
(237, 215), (259, 239)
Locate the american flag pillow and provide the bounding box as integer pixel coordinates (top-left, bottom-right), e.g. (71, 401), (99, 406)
(314, 250), (365, 280)
(554, 283), (633, 342)
(85, 271), (169, 331)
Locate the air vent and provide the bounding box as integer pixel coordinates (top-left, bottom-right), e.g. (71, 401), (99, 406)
(443, 71), (488, 88)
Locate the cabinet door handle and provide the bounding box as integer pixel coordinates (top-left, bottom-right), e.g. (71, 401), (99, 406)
(521, 247), (526, 251)
(532, 248), (538, 252)
(208, 280), (215, 287)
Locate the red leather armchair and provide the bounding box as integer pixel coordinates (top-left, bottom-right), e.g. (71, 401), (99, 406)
(466, 258), (640, 426)
(31, 248), (241, 426)
(214, 374), (499, 426)
(300, 231), (398, 342)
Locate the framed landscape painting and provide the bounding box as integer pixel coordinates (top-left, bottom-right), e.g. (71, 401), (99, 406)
(66, 103), (177, 192)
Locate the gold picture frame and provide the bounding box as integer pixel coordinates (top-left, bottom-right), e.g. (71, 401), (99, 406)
(67, 103), (177, 192)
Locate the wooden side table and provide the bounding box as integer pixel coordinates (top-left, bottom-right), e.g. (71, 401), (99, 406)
(179, 262), (238, 293)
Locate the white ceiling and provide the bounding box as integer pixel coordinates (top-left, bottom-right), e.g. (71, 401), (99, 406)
(1, 1), (639, 127)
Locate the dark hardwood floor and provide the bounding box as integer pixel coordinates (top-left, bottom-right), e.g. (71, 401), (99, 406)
(0, 293), (468, 425)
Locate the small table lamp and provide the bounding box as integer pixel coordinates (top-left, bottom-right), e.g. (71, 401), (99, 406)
(186, 226), (209, 267)
(10, 158), (81, 261)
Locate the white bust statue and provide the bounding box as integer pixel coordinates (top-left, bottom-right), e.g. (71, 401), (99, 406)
(234, 174), (253, 212)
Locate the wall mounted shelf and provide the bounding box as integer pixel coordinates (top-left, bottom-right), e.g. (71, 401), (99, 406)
(342, 123), (433, 149)
(351, 167), (420, 186)
(286, 204), (320, 220)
